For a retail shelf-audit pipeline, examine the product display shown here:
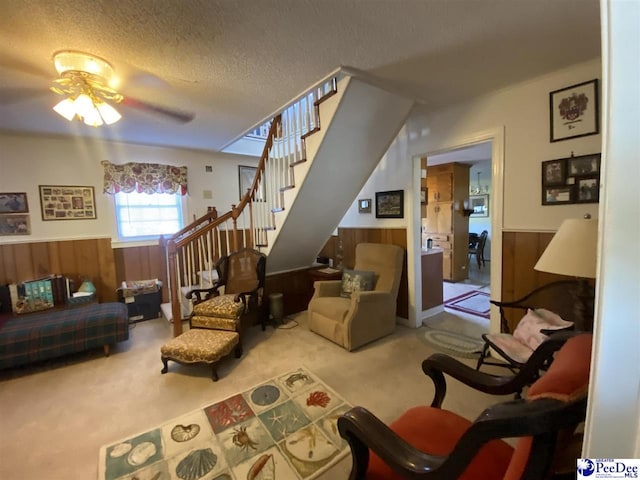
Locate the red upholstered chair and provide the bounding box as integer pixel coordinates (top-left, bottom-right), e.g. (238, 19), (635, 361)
(338, 332), (592, 480)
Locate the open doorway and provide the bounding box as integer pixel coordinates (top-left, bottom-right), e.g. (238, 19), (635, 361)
(420, 141), (492, 328)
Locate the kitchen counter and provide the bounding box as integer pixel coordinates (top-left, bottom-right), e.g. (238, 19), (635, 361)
(421, 248), (444, 313)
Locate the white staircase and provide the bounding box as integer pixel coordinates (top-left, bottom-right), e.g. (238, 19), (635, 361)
(164, 72), (414, 333)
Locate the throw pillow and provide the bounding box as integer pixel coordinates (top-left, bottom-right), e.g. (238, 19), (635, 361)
(513, 308), (573, 351)
(340, 269), (376, 298)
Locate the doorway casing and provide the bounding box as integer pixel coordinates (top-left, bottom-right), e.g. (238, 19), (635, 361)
(407, 126), (505, 333)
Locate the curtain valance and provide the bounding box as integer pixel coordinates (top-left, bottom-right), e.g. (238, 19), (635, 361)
(102, 161), (188, 195)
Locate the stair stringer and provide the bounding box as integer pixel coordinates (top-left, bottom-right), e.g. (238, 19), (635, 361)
(265, 77), (415, 273)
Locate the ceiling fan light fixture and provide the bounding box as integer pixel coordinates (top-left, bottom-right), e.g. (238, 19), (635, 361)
(82, 106), (104, 127)
(96, 101), (122, 125)
(53, 50), (115, 83)
(73, 93), (94, 117)
(52, 98), (77, 121)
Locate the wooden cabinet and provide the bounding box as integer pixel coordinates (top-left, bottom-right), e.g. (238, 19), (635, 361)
(423, 162), (470, 282)
(426, 173), (452, 202)
(425, 202), (452, 234)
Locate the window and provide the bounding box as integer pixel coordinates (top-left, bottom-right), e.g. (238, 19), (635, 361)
(115, 192), (183, 239)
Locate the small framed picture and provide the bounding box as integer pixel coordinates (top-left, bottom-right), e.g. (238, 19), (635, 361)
(420, 187), (427, 205)
(358, 198), (371, 214)
(542, 160), (566, 185)
(238, 165), (257, 200)
(469, 194), (489, 217)
(0, 214), (30, 235)
(542, 186), (573, 205)
(550, 79), (599, 142)
(568, 154), (600, 176)
(0, 192), (29, 213)
(375, 190), (404, 219)
(576, 177), (599, 203)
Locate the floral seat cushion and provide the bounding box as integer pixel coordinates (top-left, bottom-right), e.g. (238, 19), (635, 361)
(160, 328), (239, 364)
(192, 294), (244, 319)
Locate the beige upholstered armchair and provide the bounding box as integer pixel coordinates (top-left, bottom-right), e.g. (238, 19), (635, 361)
(308, 243), (404, 351)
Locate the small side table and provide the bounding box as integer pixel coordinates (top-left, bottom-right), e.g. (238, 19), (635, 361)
(308, 267), (343, 284)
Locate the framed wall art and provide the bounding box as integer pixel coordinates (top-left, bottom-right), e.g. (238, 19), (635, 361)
(420, 187), (427, 205)
(375, 190), (404, 219)
(469, 194), (489, 217)
(238, 165), (257, 200)
(0, 214), (30, 235)
(541, 153), (601, 205)
(0, 192), (29, 214)
(39, 185), (96, 220)
(358, 198), (372, 213)
(550, 79), (599, 142)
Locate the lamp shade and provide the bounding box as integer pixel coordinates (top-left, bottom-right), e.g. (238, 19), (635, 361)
(534, 218), (598, 279)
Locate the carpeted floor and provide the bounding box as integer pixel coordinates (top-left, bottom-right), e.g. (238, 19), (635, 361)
(0, 311), (504, 480)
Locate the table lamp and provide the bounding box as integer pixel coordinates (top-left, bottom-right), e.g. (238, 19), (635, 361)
(534, 216), (597, 331)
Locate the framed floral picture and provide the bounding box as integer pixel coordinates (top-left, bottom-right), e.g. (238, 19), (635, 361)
(550, 79), (599, 142)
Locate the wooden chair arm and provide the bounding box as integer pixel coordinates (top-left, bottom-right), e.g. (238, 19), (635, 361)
(338, 406), (446, 480)
(490, 280), (582, 333)
(338, 397), (587, 480)
(186, 282), (225, 304)
(423, 332), (577, 407)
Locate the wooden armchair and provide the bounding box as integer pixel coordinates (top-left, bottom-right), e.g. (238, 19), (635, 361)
(476, 280), (580, 373)
(187, 248), (268, 331)
(338, 332), (592, 479)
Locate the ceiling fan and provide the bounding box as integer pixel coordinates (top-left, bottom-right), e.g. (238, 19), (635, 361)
(1, 50), (195, 126)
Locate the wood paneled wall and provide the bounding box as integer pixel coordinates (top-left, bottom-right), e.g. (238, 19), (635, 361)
(0, 238), (118, 302)
(500, 231), (593, 332)
(1, 230), (582, 330)
(113, 244), (169, 301)
(264, 268), (317, 316)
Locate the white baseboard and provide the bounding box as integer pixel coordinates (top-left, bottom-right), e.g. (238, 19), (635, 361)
(420, 305), (444, 324)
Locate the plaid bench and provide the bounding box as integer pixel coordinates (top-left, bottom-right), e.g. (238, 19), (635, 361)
(0, 302), (129, 370)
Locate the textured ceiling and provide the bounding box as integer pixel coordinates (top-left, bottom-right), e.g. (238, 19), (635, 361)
(0, 0), (600, 153)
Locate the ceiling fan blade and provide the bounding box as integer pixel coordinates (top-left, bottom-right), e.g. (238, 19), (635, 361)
(0, 87), (50, 105)
(116, 60), (173, 90)
(0, 51), (52, 80)
(122, 96), (195, 124)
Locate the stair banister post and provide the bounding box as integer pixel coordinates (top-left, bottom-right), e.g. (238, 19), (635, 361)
(167, 239), (183, 337)
(207, 206), (218, 220)
(248, 196), (255, 248)
(231, 204), (239, 251)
